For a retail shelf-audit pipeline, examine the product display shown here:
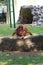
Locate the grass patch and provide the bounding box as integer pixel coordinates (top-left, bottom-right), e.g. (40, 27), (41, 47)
(0, 24), (14, 36)
(27, 26), (43, 35)
(0, 52), (43, 65)
(0, 24), (43, 36)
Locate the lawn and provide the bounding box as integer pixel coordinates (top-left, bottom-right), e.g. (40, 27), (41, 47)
(0, 24), (43, 36)
(0, 24), (14, 36)
(0, 52), (43, 65)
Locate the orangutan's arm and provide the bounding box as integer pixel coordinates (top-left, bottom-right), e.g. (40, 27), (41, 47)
(26, 28), (32, 35)
(27, 31), (32, 35)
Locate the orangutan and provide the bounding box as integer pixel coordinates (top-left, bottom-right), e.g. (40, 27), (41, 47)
(12, 25), (32, 38)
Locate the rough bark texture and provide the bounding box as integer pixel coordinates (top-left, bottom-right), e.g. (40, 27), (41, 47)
(17, 7), (33, 24)
(0, 35), (43, 52)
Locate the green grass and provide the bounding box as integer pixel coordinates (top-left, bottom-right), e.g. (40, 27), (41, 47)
(0, 24), (43, 36)
(0, 52), (43, 65)
(0, 24), (14, 36)
(27, 26), (43, 35)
